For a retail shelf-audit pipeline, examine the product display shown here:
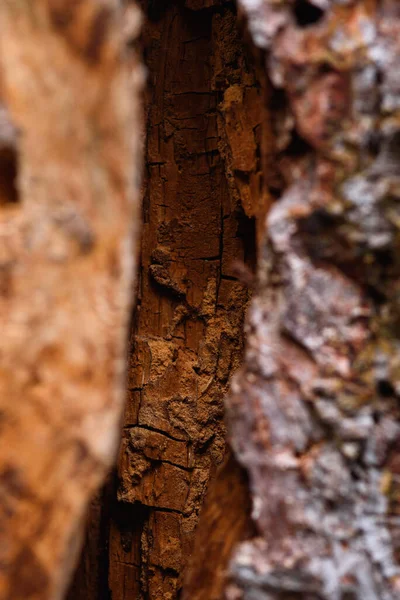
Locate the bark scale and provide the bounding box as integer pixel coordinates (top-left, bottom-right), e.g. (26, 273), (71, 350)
(0, 2), (143, 599)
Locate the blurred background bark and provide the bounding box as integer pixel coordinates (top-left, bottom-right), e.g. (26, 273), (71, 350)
(0, 1), (143, 598)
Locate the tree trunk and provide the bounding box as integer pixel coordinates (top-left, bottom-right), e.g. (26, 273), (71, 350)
(5, 1), (400, 599)
(0, 2), (143, 599)
(108, 2), (261, 598)
(187, 1), (400, 599)
(69, 1), (263, 598)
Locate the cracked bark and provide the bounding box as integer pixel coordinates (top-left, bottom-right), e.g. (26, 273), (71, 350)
(185, 1), (400, 600)
(0, 2), (142, 599)
(71, 2), (400, 600)
(70, 1), (262, 598)
(106, 2), (261, 599)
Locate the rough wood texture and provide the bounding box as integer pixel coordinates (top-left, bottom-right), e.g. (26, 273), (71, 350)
(183, 452), (255, 600)
(221, 1), (400, 599)
(0, 2), (143, 598)
(107, 2), (261, 598)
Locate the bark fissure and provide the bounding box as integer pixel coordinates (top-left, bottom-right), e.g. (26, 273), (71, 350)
(106, 2), (262, 598)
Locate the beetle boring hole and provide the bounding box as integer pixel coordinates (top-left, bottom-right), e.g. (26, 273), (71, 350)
(285, 128), (313, 157)
(0, 148), (19, 206)
(377, 379), (395, 398)
(293, 0), (325, 27)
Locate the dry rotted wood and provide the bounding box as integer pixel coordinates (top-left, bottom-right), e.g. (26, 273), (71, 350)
(107, 1), (262, 598)
(0, 1), (143, 598)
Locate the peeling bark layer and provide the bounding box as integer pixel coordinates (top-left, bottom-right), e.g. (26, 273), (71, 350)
(107, 2), (261, 598)
(0, 2), (142, 599)
(223, 1), (400, 599)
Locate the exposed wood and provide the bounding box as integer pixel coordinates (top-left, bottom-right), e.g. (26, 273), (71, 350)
(107, 1), (262, 598)
(0, 2), (143, 599)
(183, 452), (255, 600)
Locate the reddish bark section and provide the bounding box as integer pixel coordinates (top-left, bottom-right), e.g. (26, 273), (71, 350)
(223, 1), (400, 599)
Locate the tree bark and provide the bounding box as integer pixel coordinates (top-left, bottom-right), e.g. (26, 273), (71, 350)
(106, 2), (262, 598)
(207, 1), (400, 599)
(184, 452), (255, 600)
(0, 2), (143, 599)
(46, 1), (400, 599)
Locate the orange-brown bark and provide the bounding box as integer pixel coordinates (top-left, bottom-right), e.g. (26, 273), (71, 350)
(0, 2), (143, 598)
(107, 2), (261, 599)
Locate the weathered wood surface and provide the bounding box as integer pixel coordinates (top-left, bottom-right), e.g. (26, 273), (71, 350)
(183, 451), (255, 600)
(223, 1), (400, 599)
(107, 1), (262, 598)
(0, 1), (143, 598)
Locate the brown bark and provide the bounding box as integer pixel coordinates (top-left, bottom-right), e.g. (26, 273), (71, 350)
(71, 2), (400, 600)
(184, 452), (255, 600)
(0, 2), (143, 599)
(66, 480), (113, 600)
(106, 2), (262, 599)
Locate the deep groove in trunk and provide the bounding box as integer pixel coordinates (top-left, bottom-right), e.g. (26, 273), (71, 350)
(69, 2), (261, 598)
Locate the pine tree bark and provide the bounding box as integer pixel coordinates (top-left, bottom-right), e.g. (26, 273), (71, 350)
(107, 2), (262, 598)
(186, 1), (400, 599)
(0, 2), (143, 599)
